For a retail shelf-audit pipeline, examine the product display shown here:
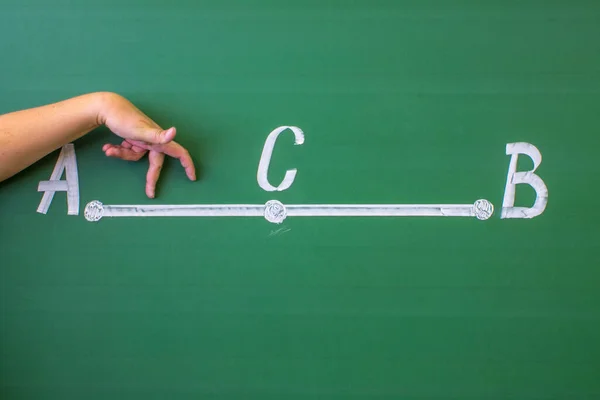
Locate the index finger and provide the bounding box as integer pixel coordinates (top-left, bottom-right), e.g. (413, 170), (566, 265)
(155, 141), (196, 181)
(128, 139), (197, 181)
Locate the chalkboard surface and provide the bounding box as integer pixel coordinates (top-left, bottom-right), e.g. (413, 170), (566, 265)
(2, 1), (600, 399)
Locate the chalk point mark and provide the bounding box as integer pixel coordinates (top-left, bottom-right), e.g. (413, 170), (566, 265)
(264, 200), (287, 224)
(85, 200), (104, 222)
(473, 199), (493, 220)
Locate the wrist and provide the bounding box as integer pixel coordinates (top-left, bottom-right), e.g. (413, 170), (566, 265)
(93, 91), (123, 127)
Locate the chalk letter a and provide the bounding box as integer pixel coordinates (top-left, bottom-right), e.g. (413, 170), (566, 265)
(501, 142), (548, 219)
(257, 126), (304, 192)
(37, 144), (80, 215)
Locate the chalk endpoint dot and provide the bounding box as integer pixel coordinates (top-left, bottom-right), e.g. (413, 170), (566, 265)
(84, 200), (104, 222)
(264, 200), (287, 224)
(473, 199), (494, 220)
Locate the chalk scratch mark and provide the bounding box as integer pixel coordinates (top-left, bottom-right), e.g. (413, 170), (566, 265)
(269, 227), (291, 237)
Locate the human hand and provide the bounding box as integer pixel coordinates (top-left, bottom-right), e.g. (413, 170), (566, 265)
(96, 93), (196, 198)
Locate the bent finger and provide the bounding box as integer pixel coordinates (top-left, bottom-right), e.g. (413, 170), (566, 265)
(154, 142), (197, 181)
(103, 144), (146, 161)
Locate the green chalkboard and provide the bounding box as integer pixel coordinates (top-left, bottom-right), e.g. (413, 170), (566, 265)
(2, 1), (600, 399)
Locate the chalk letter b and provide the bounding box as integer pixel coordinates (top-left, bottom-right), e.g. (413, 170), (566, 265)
(501, 142), (548, 219)
(37, 144), (80, 215)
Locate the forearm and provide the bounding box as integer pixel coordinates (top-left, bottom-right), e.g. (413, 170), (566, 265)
(0, 92), (106, 182)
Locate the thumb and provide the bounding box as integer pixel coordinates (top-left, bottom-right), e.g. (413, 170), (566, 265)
(133, 126), (176, 144)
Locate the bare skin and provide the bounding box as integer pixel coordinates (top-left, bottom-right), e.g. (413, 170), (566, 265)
(0, 92), (196, 198)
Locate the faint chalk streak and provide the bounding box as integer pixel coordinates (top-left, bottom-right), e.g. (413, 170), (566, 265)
(269, 227), (291, 237)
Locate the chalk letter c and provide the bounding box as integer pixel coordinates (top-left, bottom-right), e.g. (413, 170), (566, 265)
(257, 126), (304, 192)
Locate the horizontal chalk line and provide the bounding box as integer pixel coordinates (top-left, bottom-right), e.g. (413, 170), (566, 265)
(84, 200), (494, 223)
(286, 204), (473, 217)
(105, 204), (264, 217)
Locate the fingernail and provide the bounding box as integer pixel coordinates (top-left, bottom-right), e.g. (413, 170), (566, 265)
(165, 127), (175, 139)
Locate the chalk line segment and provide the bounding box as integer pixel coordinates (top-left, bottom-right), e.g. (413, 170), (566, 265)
(84, 199), (494, 223)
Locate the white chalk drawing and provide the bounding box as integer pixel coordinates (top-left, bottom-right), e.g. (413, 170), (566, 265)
(501, 142), (548, 219)
(257, 126), (304, 192)
(264, 200), (288, 223)
(37, 144), (80, 215)
(84, 199), (494, 224)
(37, 128), (547, 223)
